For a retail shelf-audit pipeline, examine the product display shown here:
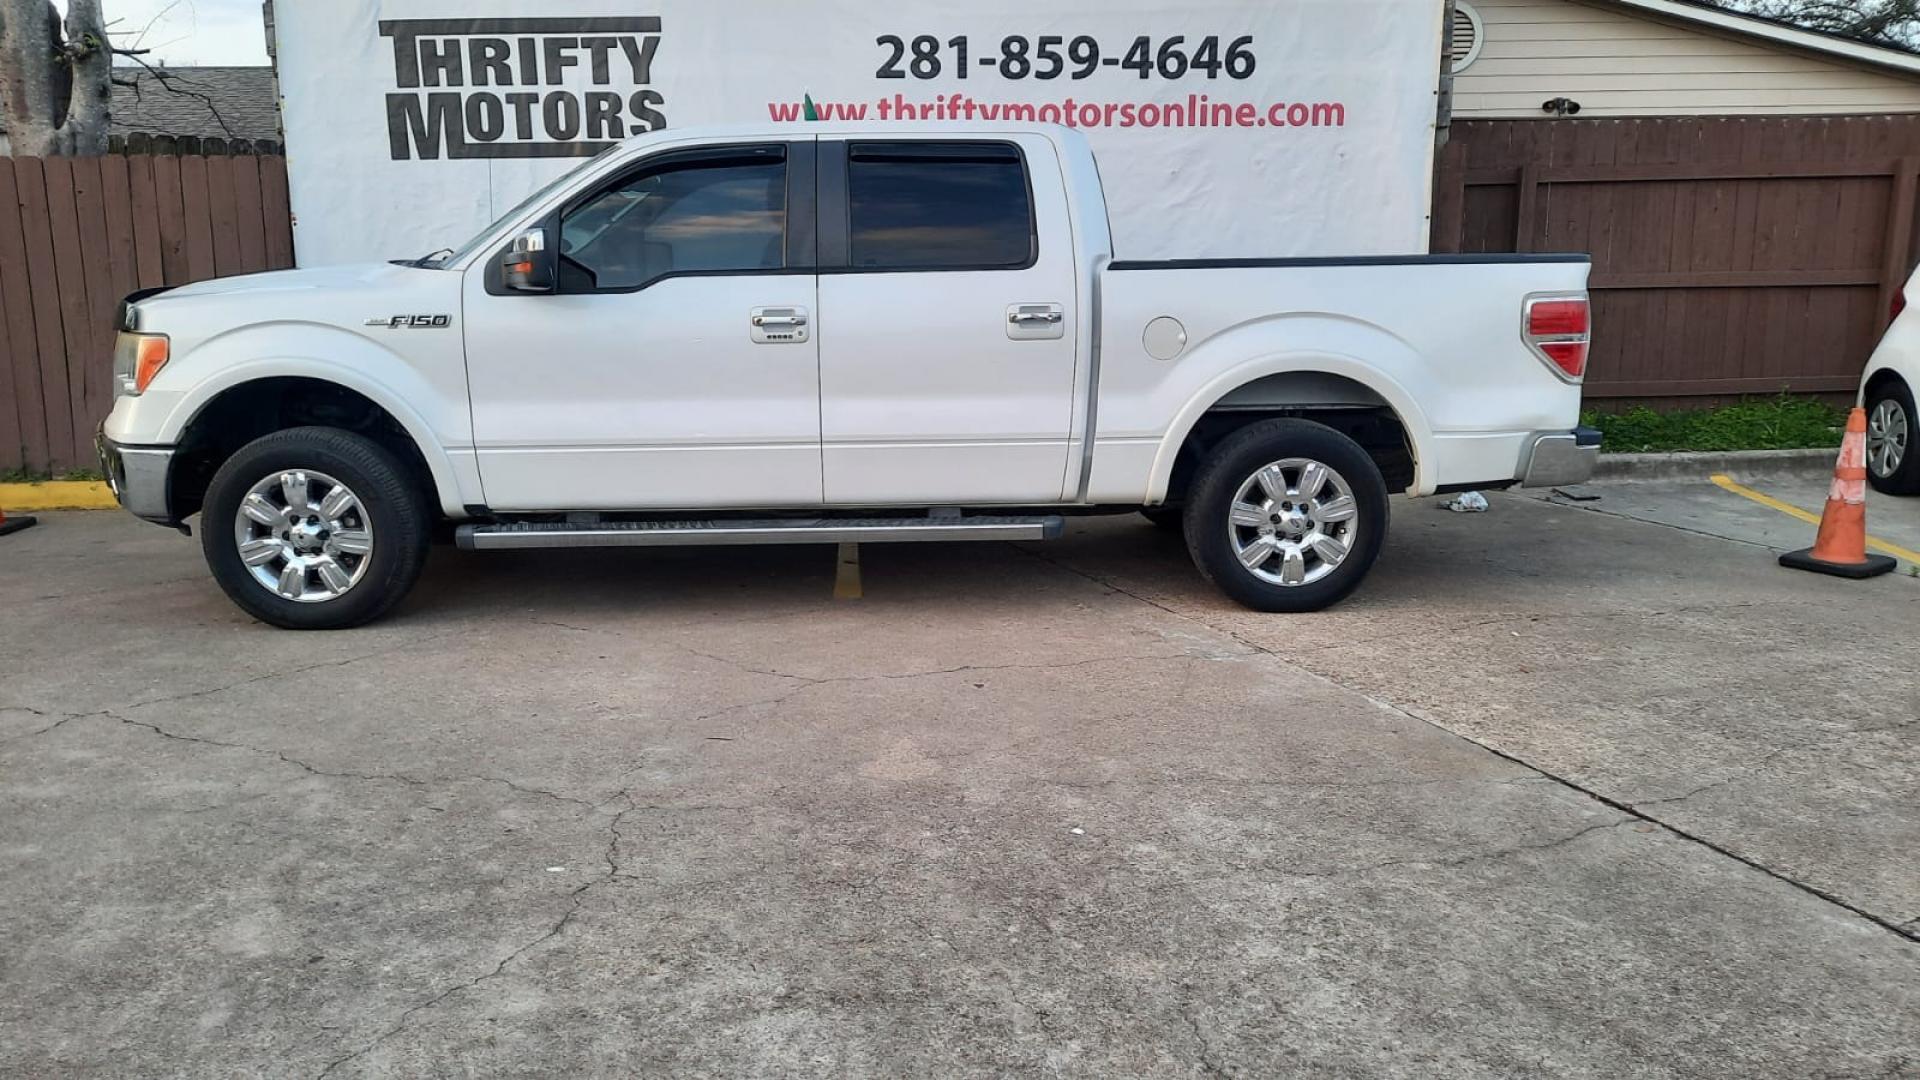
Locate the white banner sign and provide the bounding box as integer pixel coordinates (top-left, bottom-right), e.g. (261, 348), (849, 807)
(274, 0), (1442, 266)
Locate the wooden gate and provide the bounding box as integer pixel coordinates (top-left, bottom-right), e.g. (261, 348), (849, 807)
(1432, 116), (1920, 407)
(0, 150), (293, 475)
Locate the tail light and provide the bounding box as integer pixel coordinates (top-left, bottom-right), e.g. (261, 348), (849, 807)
(1524, 295), (1590, 382)
(1892, 288), (1907, 325)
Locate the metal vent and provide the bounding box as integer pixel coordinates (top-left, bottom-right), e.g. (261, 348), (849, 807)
(1450, 3), (1485, 72)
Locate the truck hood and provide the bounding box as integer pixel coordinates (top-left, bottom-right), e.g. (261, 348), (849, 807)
(129, 259), (464, 360)
(156, 261), (434, 300)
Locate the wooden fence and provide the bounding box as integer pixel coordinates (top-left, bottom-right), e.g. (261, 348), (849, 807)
(0, 153), (293, 474)
(107, 133), (286, 156)
(1433, 115), (1920, 407)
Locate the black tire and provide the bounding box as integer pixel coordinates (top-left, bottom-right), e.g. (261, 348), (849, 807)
(1865, 375), (1920, 496)
(201, 427), (431, 630)
(1182, 419), (1389, 613)
(1140, 505), (1184, 530)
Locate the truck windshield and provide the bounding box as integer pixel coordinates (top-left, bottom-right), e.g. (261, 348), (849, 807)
(434, 148), (614, 268)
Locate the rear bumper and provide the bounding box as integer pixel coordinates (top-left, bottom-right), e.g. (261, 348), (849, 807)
(1518, 426), (1602, 488)
(96, 427), (177, 525)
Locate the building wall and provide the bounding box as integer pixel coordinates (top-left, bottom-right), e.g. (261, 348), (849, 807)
(1453, 0), (1920, 117)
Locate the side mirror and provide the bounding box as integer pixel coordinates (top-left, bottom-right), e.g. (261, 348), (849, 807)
(500, 228), (553, 293)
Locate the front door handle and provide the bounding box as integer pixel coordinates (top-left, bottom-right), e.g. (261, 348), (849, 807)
(751, 306), (809, 344)
(1007, 303), (1065, 340)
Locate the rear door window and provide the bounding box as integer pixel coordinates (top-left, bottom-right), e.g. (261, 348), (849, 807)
(845, 142), (1034, 271)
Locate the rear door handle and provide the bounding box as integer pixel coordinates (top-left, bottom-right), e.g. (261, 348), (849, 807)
(1007, 303), (1065, 340)
(751, 306), (809, 344)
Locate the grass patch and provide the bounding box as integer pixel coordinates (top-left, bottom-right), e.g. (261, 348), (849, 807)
(1584, 396), (1846, 454)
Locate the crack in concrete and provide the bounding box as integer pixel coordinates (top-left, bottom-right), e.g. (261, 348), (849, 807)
(1629, 745), (1800, 809)
(0, 705), (97, 744)
(315, 875), (603, 1078)
(674, 642), (819, 683)
(1581, 715), (1915, 811)
(118, 629), (462, 713)
(600, 647), (1246, 786)
(1010, 544), (1204, 623)
(1183, 1004), (1230, 1079)
(0, 704), (68, 718)
(835, 651), (1245, 682)
(590, 795), (762, 880)
(1282, 601), (1772, 655)
(579, 648), (1245, 802)
(1284, 818), (1632, 880)
(1014, 770), (1541, 794)
(317, 790), (639, 1077)
(1005, 984), (1059, 1039)
(1010, 544), (1920, 945)
(902, 913), (959, 956)
(602, 792), (637, 878)
(534, 614), (1239, 687)
(1534, 496), (1784, 552)
(97, 711), (599, 811)
(315, 786), (770, 1075)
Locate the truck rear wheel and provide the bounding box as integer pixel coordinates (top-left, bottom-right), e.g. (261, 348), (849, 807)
(1183, 419), (1388, 613)
(201, 427), (430, 630)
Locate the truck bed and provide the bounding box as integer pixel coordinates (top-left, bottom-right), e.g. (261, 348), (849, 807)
(1085, 252), (1593, 502)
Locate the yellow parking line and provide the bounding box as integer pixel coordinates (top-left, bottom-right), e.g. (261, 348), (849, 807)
(0, 481), (117, 511)
(1710, 474), (1920, 564)
(832, 542), (863, 600)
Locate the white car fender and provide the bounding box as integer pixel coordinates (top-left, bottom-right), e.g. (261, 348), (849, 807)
(152, 326), (477, 515)
(1145, 315), (1439, 502)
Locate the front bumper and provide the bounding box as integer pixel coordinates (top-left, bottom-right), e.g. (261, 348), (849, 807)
(96, 428), (177, 525)
(1518, 426), (1602, 488)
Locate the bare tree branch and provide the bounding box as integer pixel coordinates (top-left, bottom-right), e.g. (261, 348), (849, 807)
(117, 0), (187, 53)
(111, 49), (235, 137)
(1701, 0), (1920, 51)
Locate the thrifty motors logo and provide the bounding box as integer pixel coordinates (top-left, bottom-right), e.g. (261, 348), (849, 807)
(380, 17), (668, 160)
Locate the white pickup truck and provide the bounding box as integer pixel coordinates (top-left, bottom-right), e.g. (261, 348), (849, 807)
(99, 122), (1598, 629)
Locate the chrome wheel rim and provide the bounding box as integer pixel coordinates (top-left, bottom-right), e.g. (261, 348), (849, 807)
(1869, 399), (1909, 478)
(1228, 458), (1359, 587)
(232, 470), (374, 603)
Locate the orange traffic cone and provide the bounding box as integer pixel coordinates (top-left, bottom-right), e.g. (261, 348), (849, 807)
(1780, 407), (1896, 579)
(0, 504), (36, 537)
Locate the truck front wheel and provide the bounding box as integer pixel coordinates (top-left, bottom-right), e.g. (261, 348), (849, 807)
(1183, 419), (1388, 613)
(201, 427), (431, 630)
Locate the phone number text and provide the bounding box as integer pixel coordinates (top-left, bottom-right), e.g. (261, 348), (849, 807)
(875, 35), (1258, 81)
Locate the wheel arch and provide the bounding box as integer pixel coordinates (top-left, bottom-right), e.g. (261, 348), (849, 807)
(1147, 334), (1437, 505)
(167, 372), (461, 520)
(1864, 364), (1911, 405)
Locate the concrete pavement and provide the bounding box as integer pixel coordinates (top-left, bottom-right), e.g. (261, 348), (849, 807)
(1, 494), (1916, 1078)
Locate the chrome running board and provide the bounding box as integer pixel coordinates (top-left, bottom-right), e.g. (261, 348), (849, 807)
(456, 515), (1066, 551)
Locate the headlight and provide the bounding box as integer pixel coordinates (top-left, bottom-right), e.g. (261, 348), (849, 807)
(113, 332), (170, 396)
